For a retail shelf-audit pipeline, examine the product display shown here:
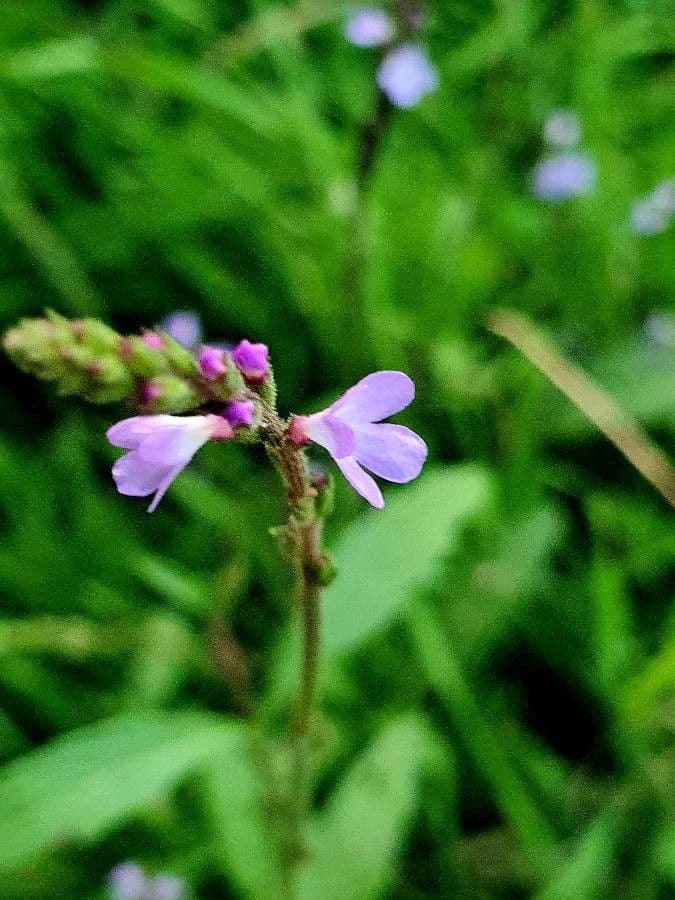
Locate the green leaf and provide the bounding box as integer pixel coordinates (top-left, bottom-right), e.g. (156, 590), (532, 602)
(0, 711), (238, 871)
(323, 465), (492, 655)
(204, 730), (284, 900)
(297, 714), (440, 900)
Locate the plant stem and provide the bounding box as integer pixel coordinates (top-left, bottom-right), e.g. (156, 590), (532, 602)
(264, 412), (327, 883)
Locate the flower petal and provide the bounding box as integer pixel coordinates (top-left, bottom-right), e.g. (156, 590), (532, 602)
(335, 456), (384, 509)
(329, 371), (415, 424)
(112, 451), (173, 497)
(147, 466), (184, 513)
(354, 423), (428, 483)
(305, 413), (355, 460)
(135, 417), (212, 465)
(106, 415), (175, 450)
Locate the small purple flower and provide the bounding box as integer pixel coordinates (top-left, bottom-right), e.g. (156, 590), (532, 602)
(198, 345), (229, 381)
(531, 152), (597, 201)
(223, 399), (255, 429)
(107, 863), (184, 900)
(289, 371), (427, 508)
(160, 311), (202, 351)
(107, 414), (233, 512)
(630, 180), (674, 235)
(108, 863), (146, 900)
(377, 44), (439, 108)
(345, 7), (395, 47)
(544, 109), (581, 148)
(146, 875), (184, 900)
(630, 199), (668, 235)
(232, 339), (270, 383)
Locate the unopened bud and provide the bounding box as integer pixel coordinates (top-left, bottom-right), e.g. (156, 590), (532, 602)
(140, 375), (198, 413)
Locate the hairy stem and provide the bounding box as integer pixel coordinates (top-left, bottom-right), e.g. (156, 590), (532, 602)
(264, 414), (326, 883)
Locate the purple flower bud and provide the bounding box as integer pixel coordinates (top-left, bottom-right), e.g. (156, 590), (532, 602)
(198, 345), (229, 381)
(345, 7), (395, 47)
(376, 44), (439, 108)
(223, 399), (255, 429)
(160, 311), (202, 351)
(107, 862), (147, 900)
(544, 110), (581, 148)
(531, 152), (597, 201)
(141, 331), (165, 350)
(232, 340), (270, 383)
(289, 371), (427, 508)
(139, 380), (163, 408)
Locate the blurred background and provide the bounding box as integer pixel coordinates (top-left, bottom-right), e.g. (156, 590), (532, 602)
(0, 1), (673, 898)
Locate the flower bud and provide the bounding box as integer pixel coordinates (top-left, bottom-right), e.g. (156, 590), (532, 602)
(140, 375), (199, 413)
(232, 339), (270, 383)
(120, 336), (170, 378)
(162, 336), (200, 378)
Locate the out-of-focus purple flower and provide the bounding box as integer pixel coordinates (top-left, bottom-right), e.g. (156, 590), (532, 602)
(289, 371), (427, 508)
(107, 863), (185, 900)
(108, 863), (146, 900)
(107, 414), (233, 512)
(198, 345), (229, 381)
(531, 152), (597, 201)
(232, 339), (270, 383)
(644, 312), (675, 348)
(345, 7), (395, 47)
(223, 399), (255, 429)
(630, 199), (668, 235)
(544, 109), (581, 148)
(630, 179), (674, 235)
(160, 311), (202, 351)
(146, 875), (184, 900)
(377, 44), (439, 108)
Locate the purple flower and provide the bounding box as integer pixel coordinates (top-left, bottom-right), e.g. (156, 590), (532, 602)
(543, 110), (581, 148)
(108, 863), (146, 900)
(345, 7), (395, 47)
(531, 152), (597, 201)
(198, 345), (229, 381)
(630, 180), (674, 235)
(160, 311), (202, 351)
(223, 399), (255, 429)
(289, 371), (427, 508)
(630, 198), (668, 235)
(232, 339), (270, 383)
(107, 414), (233, 512)
(376, 43), (439, 108)
(107, 863), (184, 900)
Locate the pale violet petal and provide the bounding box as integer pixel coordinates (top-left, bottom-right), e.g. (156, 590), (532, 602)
(147, 466), (184, 513)
(329, 371), (415, 424)
(106, 415), (176, 450)
(305, 413), (355, 459)
(353, 423), (427, 483)
(335, 456), (384, 508)
(136, 417), (212, 466)
(112, 451), (173, 497)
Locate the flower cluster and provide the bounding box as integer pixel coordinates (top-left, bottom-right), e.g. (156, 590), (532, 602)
(107, 862), (183, 900)
(4, 313), (427, 512)
(345, 5), (438, 108)
(630, 179), (674, 235)
(531, 110), (597, 201)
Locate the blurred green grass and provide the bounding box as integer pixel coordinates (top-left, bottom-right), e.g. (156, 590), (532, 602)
(0, 1), (673, 898)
